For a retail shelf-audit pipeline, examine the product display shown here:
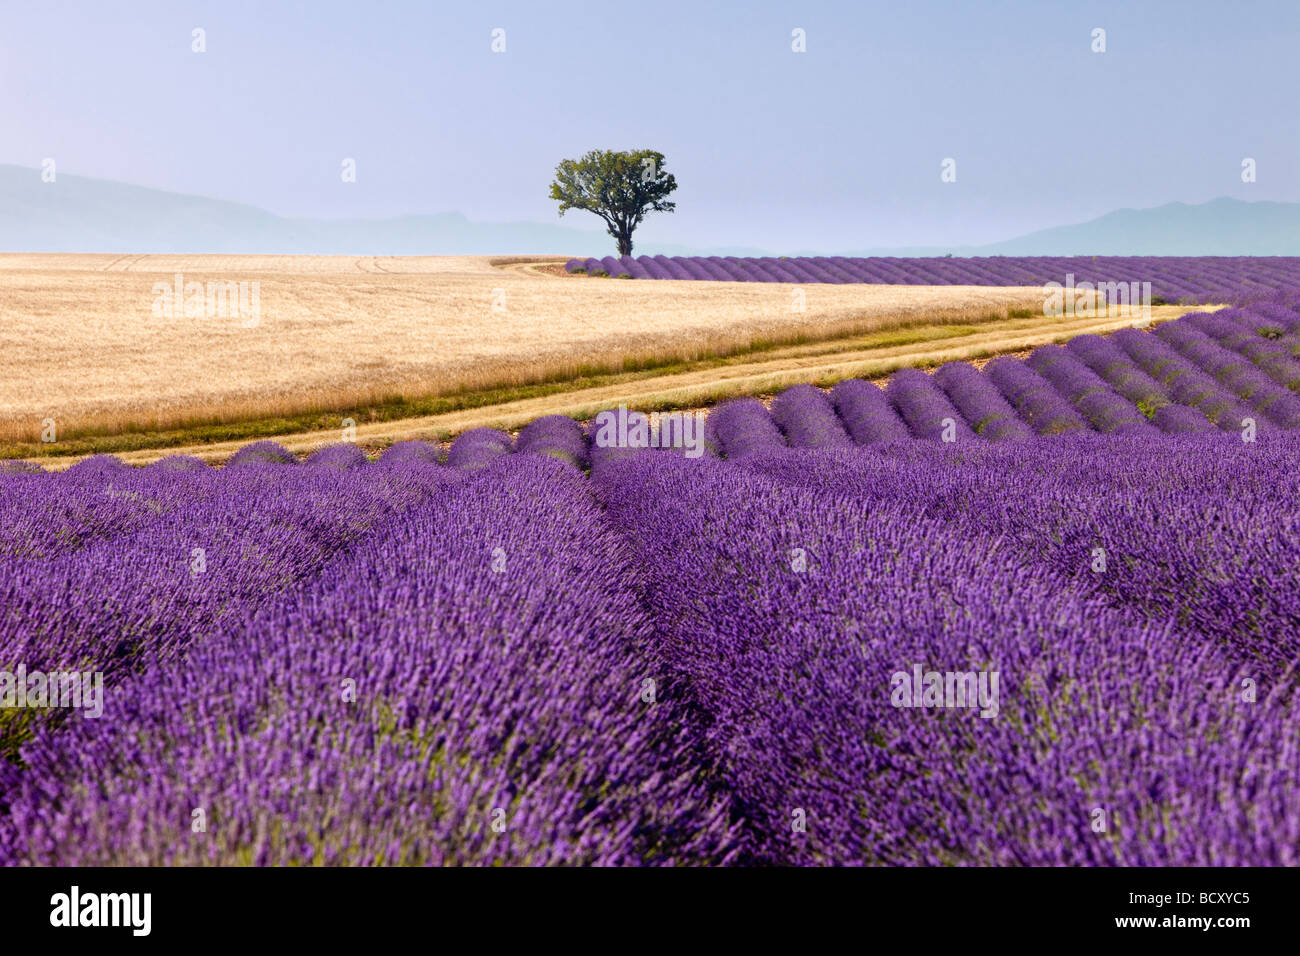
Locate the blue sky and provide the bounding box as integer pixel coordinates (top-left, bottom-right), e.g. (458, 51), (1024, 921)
(2, 0), (1296, 250)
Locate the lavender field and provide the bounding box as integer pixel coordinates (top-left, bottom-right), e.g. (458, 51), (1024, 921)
(3, 299), (1300, 866)
(567, 254), (1300, 303)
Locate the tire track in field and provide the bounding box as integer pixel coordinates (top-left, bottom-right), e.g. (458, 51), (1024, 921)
(101, 255), (146, 272)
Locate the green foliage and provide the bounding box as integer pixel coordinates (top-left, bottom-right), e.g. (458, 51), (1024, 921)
(549, 149), (677, 256)
(0, 707), (36, 765)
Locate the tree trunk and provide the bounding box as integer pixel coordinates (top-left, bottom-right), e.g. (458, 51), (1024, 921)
(617, 231), (633, 257)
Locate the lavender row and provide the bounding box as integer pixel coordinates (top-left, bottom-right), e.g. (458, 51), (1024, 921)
(4, 436), (1299, 864)
(0, 456), (736, 865)
(932, 362), (1033, 440)
(594, 445), (1300, 865)
(741, 435), (1300, 679)
(568, 256), (1300, 303)
(1114, 328), (1263, 431)
(1154, 322), (1300, 427)
(0, 460), (465, 758)
(1026, 346), (1157, 435)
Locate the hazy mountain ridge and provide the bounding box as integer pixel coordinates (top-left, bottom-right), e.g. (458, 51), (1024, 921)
(829, 198), (1300, 258)
(2, 165), (1296, 257)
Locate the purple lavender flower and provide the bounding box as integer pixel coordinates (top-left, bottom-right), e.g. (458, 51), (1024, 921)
(886, 368), (976, 442)
(605, 255), (1300, 303)
(1113, 328), (1258, 430)
(770, 385), (853, 448)
(515, 415), (588, 469)
(379, 441), (443, 464)
(1027, 345), (1155, 434)
(984, 358), (1087, 435)
(1154, 322), (1300, 427)
(933, 361), (1033, 440)
(1066, 333), (1170, 416)
(705, 398), (786, 458)
(227, 441), (296, 467)
(446, 428), (513, 471)
(145, 455), (209, 473)
(829, 379), (912, 444)
(1153, 403), (1215, 434)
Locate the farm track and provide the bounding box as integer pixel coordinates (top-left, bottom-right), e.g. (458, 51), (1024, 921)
(496, 258), (571, 278)
(27, 304), (1200, 469)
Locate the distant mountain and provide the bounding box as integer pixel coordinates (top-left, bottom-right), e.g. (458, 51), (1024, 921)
(833, 198), (1300, 258)
(978, 197), (1300, 256)
(0, 163), (604, 254)
(0, 164), (766, 256)
(2, 165), (1296, 257)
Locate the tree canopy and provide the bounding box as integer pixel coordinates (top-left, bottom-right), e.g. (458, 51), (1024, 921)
(549, 149), (677, 257)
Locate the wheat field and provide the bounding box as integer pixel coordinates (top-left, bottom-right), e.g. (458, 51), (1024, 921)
(0, 254), (1049, 443)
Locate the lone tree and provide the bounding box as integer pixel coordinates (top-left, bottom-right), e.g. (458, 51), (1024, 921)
(549, 149), (677, 257)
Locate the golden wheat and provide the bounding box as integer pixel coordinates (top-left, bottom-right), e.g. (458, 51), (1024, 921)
(0, 254), (1049, 442)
